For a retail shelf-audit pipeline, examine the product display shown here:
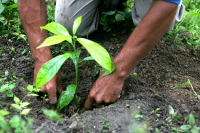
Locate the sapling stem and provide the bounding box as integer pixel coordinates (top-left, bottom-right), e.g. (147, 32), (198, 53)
(72, 37), (78, 97)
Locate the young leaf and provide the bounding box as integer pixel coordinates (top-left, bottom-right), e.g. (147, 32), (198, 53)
(104, 11), (115, 15)
(73, 16), (82, 36)
(6, 90), (13, 97)
(77, 38), (115, 73)
(36, 52), (73, 89)
(11, 104), (21, 110)
(171, 81), (190, 89)
(27, 85), (33, 92)
(37, 35), (71, 49)
(180, 125), (191, 130)
(21, 102), (30, 108)
(20, 109), (31, 115)
(191, 127), (198, 133)
(115, 14), (125, 21)
(79, 56), (94, 63)
(40, 22), (72, 44)
(27, 93), (39, 97)
(0, 110), (11, 116)
(0, 5), (5, 14)
(168, 105), (174, 115)
(8, 83), (15, 90)
(42, 108), (62, 121)
(14, 96), (20, 104)
(57, 84), (77, 110)
(189, 114), (195, 126)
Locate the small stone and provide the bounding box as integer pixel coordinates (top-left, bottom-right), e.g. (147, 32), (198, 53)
(126, 104), (130, 108)
(69, 121), (78, 129)
(112, 131), (117, 133)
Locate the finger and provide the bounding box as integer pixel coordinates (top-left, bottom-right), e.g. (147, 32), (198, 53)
(85, 97), (95, 109)
(46, 83), (57, 104)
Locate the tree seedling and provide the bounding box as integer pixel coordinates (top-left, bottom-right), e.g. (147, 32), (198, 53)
(35, 16), (115, 110)
(0, 83), (15, 98)
(180, 114), (200, 133)
(10, 96), (31, 116)
(167, 105), (178, 122)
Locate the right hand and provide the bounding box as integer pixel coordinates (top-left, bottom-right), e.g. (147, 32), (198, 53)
(33, 61), (63, 104)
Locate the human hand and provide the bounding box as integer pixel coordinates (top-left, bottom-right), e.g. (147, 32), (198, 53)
(33, 61), (62, 104)
(85, 70), (125, 109)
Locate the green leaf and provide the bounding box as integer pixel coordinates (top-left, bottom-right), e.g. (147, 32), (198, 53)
(27, 85), (33, 92)
(73, 16), (82, 36)
(36, 53), (73, 89)
(20, 109), (31, 115)
(79, 56), (94, 63)
(8, 83), (15, 90)
(27, 93), (39, 97)
(189, 114), (195, 126)
(2, 0), (8, 4)
(14, 96), (20, 104)
(171, 81), (190, 89)
(0, 84), (8, 92)
(4, 70), (8, 76)
(77, 38), (115, 73)
(11, 104), (21, 110)
(168, 105), (174, 115)
(102, 62), (115, 77)
(100, 14), (107, 25)
(103, 11), (115, 15)
(10, 115), (21, 128)
(37, 35), (71, 49)
(5, 3), (18, 9)
(40, 22), (72, 44)
(180, 125), (191, 130)
(57, 84), (77, 110)
(115, 14), (125, 21)
(21, 102), (30, 108)
(0, 110), (11, 116)
(6, 90), (13, 97)
(0, 115), (10, 131)
(42, 108), (62, 121)
(0, 5), (5, 14)
(191, 126), (198, 133)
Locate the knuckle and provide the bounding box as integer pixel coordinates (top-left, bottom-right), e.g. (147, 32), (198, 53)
(95, 96), (103, 104)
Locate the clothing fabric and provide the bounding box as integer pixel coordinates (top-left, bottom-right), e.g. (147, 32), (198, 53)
(132, 0), (185, 32)
(55, 0), (185, 36)
(163, 0), (181, 4)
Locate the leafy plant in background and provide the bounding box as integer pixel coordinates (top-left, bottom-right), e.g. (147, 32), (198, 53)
(164, 0), (200, 48)
(0, 0), (26, 41)
(0, 70), (15, 98)
(180, 114), (200, 133)
(100, 10), (132, 32)
(35, 16), (115, 110)
(123, 0), (134, 12)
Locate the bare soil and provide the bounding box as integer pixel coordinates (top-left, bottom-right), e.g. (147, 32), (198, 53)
(0, 25), (200, 133)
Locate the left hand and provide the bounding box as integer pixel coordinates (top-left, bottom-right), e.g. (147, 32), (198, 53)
(85, 70), (125, 109)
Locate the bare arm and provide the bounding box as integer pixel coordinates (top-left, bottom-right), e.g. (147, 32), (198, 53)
(18, 0), (62, 104)
(85, 0), (178, 108)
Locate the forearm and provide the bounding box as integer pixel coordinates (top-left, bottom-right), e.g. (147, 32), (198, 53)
(18, 0), (52, 62)
(114, 1), (178, 77)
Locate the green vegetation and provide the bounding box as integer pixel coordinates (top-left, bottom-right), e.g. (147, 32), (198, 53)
(164, 0), (200, 48)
